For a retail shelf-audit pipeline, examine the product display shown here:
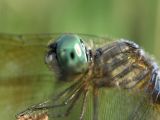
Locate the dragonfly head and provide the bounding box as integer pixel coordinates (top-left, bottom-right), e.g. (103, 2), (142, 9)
(46, 34), (91, 78)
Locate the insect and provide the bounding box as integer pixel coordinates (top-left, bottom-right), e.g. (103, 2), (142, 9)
(1, 33), (159, 120)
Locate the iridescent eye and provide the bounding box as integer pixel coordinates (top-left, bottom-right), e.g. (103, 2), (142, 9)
(46, 34), (89, 75)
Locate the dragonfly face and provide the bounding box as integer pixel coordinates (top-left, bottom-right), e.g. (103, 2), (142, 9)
(45, 34), (91, 81)
(1, 33), (158, 120)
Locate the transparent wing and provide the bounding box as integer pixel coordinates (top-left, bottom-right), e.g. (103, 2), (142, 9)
(16, 86), (160, 120)
(77, 33), (115, 50)
(16, 78), (89, 120)
(0, 33), (59, 79)
(0, 33), (59, 120)
(90, 88), (160, 120)
(0, 33), (114, 79)
(2, 33), (159, 120)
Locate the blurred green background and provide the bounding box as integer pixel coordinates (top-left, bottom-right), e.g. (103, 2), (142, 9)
(0, 0), (160, 120)
(0, 0), (160, 56)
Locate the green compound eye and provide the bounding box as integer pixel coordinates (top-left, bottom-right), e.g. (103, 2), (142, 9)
(54, 34), (89, 74)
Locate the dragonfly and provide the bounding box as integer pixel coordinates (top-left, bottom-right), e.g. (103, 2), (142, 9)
(0, 33), (159, 120)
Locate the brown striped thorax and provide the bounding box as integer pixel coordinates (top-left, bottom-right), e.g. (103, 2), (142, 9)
(92, 39), (160, 103)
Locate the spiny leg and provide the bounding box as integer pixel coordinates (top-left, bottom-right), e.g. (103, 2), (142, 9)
(16, 80), (83, 118)
(93, 86), (99, 120)
(42, 81), (83, 109)
(52, 81), (84, 107)
(51, 87), (83, 118)
(79, 90), (89, 120)
(52, 75), (85, 101)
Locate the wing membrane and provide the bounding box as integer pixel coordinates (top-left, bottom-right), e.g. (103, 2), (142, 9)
(1, 33), (159, 120)
(0, 33), (114, 83)
(0, 33), (60, 120)
(16, 80), (87, 120)
(94, 88), (154, 120)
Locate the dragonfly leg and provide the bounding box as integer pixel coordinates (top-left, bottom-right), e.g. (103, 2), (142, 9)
(93, 87), (99, 120)
(16, 100), (50, 118)
(16, 80), (83, 118)
(52, 79), (83, 101)
(51, 87), (83, 118)
(52, 81), (83, 108)
(79, 90), (88, 120)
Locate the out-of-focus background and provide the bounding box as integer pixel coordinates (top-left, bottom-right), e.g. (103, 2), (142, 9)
(0, 0), (160, 120)
(0, 0), (160, 56)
